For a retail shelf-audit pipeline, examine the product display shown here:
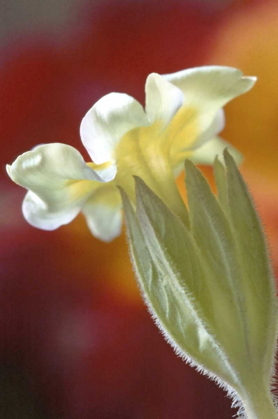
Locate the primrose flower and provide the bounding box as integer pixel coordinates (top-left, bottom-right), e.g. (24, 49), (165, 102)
(7, 66), (255, 241)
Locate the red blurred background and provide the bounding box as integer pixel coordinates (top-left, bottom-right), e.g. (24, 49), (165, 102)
(1, 0), (278, 417)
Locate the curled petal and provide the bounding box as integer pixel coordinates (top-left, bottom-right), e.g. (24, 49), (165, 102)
(6, 143), (115, 191)
(163, 66), (255, 154)
(163, 66), (256, 111)
(6, 143), (111, 230)
(22, 190), (84, 230)
(145, 73), (184, 127)
(87, 161), (117, 182)
(191, 108), (225, 150)
(169, 108), (226, 170)
(80, 93), (149, 165)
(188, 136), (243, 165)
(82, 185), (122, 242)
(172, 136), (242, 178)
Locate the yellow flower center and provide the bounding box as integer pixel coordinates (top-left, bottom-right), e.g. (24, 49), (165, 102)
(114, 105), (199, 226)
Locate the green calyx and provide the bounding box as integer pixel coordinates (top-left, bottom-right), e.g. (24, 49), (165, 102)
(120, 150), (278, 418)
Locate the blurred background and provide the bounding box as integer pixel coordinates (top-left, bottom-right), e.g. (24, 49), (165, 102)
(1, 0), (278, 417)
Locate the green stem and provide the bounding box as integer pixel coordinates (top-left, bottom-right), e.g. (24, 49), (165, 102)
(240, 388), (278, 419)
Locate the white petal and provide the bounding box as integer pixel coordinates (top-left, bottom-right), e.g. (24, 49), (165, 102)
(145, 73), (184, 127)
(82, 185), (122, 242)
(162, 66), (255, 161)
(7, 143), (109, 230)
(186, 108), (226, 151)
(188, 136), (243, 165)
(80, 93), (149, 165)
(90, 161), (117, 182)
(163, 66), (256, 112)
(22, 190), (82, 230)
(6, 143), (115, 190)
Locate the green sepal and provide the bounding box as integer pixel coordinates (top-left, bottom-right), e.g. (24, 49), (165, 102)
(120, 181), (239, 388)
(213, 156), (229, 213)
(185, 159), (254, 377)
(120, 152), (278, 409)
(224, 150), (278, 381)
(185, 155), (278, 386)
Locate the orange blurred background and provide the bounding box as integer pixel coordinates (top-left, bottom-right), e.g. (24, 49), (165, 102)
(1, 0), (278, 418)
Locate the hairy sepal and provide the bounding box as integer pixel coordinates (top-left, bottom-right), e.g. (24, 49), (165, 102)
(224, 150), (278, 384)
(185, 159), (256, 378)
(121, 180), (239, 389)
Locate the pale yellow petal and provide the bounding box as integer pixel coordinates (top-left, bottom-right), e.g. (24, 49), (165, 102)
(145, 73), (184, 127)
(188, 136), (242, 165)
(162, 66), (255, 160)
(80, 93), (149, 165)
(6, 143), (110, 230)
(163, 66), (256, 112)
(82, 184), (122, 242)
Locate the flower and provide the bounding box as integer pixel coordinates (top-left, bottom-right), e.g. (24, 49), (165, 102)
(7, 66), (255, 241)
